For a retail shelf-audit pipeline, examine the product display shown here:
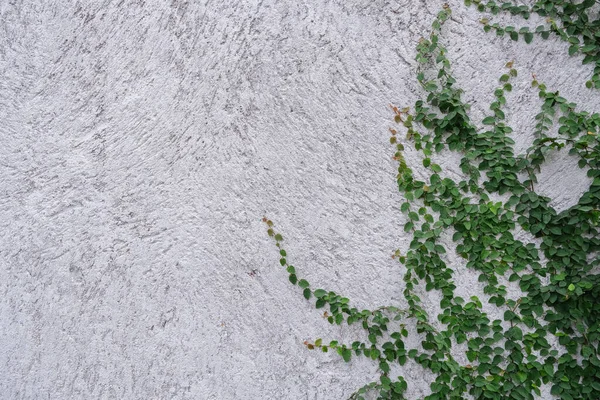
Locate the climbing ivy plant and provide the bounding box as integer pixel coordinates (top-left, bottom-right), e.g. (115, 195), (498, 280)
(466, 0), (600, 88)
(264, 5), (600, 400)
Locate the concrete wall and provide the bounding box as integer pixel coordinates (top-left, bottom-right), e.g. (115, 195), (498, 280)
(1, 0), (598, 398)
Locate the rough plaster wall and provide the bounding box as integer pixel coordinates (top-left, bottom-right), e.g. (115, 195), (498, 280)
(1, 0), (598, 399)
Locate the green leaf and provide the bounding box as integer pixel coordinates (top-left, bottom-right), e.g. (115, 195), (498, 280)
(524, 32), (534, 44)
(303, 288), (311, 300)
(298, 279), (309, 288)
(425, 82), (438, 92)
(519, 27), (529, 34)
(341, 348), (352, 362)
(482, 116), (496, 125)
(581, 44), (596, 53)
(380, 375), (391, 387)
(379, 361), (390, 373)
(569, 45), (579, 56)
(467, 351), (478, 362)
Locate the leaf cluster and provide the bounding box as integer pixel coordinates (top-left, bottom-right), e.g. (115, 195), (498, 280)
(466, 0), (600, 88)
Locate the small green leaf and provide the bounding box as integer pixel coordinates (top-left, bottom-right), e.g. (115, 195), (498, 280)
(482, 116), (496, 125)
(425, 82), (438, 92)
(298, 279), (309, 288)
(569, 45), (579, 56)
(303, 288), (311, 300)
(379, 361), (390, 373)
(581, 44), (596, 53)
(341, 348), (352, 362)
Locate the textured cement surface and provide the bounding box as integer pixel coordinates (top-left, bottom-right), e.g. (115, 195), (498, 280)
(1, 0), (599, 399)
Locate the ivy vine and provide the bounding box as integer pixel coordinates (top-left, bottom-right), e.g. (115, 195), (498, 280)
(466, 0), (600, 88)
(264, 4), (600, 400)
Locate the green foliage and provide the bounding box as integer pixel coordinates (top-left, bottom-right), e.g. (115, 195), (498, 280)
(265, 4), (600, 400)
(466, 0), (600, 88)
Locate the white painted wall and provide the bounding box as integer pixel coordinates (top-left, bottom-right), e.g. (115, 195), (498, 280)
(1, 0), (598, 398)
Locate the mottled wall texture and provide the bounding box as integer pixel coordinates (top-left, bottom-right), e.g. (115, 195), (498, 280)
(1, 0), (598, 399)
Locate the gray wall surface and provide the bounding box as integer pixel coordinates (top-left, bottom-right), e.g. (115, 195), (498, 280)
(1, 0), (598, 399)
